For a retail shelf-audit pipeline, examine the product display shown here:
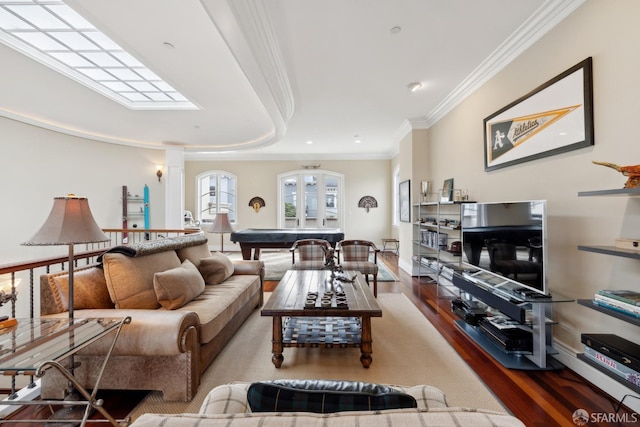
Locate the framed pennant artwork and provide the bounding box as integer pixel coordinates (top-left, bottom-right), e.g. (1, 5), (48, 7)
(484, 57), (594, 172)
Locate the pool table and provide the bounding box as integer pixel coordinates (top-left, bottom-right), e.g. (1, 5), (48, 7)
(230, 228), (345, 260)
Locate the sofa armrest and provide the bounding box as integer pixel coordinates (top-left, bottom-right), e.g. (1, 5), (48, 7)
(43, 309), (200, 357)
(232, 260), (264, 277)
(200, 382), (252, 414)
(232, 260), (264, 305)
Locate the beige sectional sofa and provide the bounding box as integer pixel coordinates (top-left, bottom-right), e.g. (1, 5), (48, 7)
(39, 233), (264, 401)
(129, 382), (525, 427)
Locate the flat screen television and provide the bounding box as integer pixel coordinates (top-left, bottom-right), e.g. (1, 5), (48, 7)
(460, 200), (547, 294)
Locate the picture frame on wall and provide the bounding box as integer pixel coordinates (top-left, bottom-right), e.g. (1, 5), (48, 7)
(484, 57), (594, 171)
(440, 178), (454, 202)
(399, 180), (410, 222)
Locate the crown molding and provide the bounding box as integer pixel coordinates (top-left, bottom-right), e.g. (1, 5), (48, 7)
(201, 0), (295, 150)
(184, 150), (394, 162)
(423, 0), (586, 128)
(228, 0), (295, 121)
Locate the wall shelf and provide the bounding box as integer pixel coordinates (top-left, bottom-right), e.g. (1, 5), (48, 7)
(577, 299), (640, 326)
(576, 188), (640, 394)
(577, 245), (640, 260)
(577, 353), (640, 394)
(578, 188), (640, 197)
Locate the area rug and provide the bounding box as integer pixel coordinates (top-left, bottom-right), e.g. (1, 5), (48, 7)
(226, 250), (400, 282)
(129, 293), (506, 420)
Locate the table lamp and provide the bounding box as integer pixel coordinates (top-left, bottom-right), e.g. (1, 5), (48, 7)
(22, 194), (109, 421)
(209, 212), (233, 253)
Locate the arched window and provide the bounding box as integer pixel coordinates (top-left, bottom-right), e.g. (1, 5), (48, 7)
(196, 171), (237, 225)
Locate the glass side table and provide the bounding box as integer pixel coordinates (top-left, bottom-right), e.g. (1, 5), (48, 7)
(0, 317), (131, 426)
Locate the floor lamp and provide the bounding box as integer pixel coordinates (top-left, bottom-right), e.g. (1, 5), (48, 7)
(209, 212), (233, 253)
(22, 195), (109, 422)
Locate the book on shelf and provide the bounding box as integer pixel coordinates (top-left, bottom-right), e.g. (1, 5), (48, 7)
(593, 294), (640, 318)
(597, 289), (640, 306)
(582, 346), (640, 388)
(582, 333), (640, 371)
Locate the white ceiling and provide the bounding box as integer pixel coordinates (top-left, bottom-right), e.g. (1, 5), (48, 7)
(0, 0), (585, 160)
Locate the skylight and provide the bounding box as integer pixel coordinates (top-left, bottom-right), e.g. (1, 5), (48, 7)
(0, 0), (196, 110)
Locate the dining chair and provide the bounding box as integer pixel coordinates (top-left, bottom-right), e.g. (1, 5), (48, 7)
(290, 239), (331, 270)
(336, 240), (380, 297)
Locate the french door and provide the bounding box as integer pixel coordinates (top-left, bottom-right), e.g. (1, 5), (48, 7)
(278, 170), (344, 229)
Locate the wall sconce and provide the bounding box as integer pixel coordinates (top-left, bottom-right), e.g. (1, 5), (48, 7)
(156, 165), (163, 182)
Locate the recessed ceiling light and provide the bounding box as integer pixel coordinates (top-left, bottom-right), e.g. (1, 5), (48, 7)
(354, 139), (362, 144)
(408, 82), (422, 92)
(306, 140), (313, 145)
(390, 26), (402, 34)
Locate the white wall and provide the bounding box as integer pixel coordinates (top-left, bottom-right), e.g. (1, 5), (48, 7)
(394, 127), (431, 271)
(403, 0), (640, 411)
(185, 159), (392, 251)
(0, 116), (166, 319)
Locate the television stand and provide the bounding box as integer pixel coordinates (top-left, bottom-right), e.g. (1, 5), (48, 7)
(451, 271), (572, 370)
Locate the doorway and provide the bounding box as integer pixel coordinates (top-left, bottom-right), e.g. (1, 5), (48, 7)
(278, 170), (344, 229)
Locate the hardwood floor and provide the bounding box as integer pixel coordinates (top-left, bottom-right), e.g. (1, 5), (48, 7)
(370, 253), (638, 427)
(5, 253), (637, 426)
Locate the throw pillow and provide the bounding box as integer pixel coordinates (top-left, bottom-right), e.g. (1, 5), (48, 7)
(103, 251), (181, 309)
(176, 243), (212, 268)
(153, 259), (205, 309)
(247, 379), (417, 413)
(45, 266), (114, 311)
(198, 253), (234, 285)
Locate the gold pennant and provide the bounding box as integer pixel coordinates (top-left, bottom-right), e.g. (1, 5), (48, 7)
(489, 105), (580, 161)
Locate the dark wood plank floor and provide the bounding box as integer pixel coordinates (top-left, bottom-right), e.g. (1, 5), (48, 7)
(4, 252), (638, 426)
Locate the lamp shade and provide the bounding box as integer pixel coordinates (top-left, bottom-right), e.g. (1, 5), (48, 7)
(209, 212), (234, 234)
(23, 195), (109, 246)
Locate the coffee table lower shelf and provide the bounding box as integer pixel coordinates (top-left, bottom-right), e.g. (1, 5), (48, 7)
(262, 270), (381, 369)
(282, 316), (362, 347)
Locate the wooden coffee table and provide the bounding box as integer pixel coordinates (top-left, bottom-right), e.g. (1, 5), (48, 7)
(261, 269), (382, 368)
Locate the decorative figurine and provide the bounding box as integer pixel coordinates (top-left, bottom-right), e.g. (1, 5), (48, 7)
(248, 196), (265, 213)
(593, 161), (640, 188)
(323, 247), (341, 277)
